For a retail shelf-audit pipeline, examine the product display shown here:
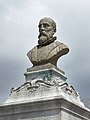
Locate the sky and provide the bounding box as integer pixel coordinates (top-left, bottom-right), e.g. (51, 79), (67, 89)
(0, 0), (90, 103)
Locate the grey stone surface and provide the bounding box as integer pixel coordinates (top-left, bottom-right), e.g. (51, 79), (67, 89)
(24, 67), (67, 81)
(4, 68), (83, 106)
(27, 17), (69, 67)
(0, 97), (90, 120)
(2, 66), (89, 120)
(27, 63), (65, 74)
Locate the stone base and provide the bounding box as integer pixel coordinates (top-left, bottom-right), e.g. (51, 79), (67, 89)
(27, 63), (65, 74)
(1, 66), (90, 120)
(24, 67), (67, 82)
(0, 96), (90, 120)
(3, 68), (83, 106)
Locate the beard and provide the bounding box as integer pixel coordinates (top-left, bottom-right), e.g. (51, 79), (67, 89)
(38, 31), (53, 46)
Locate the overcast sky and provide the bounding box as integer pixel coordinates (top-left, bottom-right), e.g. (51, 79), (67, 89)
(0, 0), (90, 103)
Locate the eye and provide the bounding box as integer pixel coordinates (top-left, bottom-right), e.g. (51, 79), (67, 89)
(43, 23), (49, 28)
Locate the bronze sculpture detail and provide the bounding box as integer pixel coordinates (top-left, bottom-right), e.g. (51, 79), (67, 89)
(27, 17), (69, 67)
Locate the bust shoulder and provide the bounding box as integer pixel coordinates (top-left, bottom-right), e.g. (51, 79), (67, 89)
(46, 41), (69, 60)
(27, 41), (69, 66)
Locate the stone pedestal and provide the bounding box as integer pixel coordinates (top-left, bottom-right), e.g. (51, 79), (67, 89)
(0, 95), (90, 120)
(0, 67), (90, 120)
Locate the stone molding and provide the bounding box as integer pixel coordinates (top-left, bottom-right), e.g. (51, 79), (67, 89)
(0, 97), (90, 120)
(4, 76), (84, 107)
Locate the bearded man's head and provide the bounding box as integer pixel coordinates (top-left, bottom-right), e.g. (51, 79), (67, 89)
(38, 17), (57, 46)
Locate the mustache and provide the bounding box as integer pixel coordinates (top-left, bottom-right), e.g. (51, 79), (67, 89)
(38, 31), (48, 39)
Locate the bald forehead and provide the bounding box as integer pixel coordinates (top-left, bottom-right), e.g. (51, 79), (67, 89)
(39, 17), (56, 27)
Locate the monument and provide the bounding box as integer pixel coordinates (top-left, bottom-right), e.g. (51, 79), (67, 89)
(0, 17), (90, 120)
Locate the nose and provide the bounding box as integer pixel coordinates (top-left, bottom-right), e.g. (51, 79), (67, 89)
(40, 24), (44, 31)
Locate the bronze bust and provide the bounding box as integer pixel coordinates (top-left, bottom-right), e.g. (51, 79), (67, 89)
(27, 17), (69, 67)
